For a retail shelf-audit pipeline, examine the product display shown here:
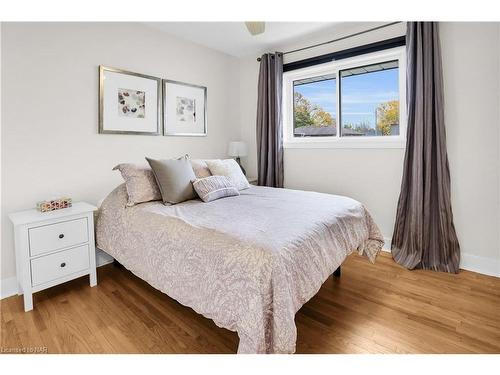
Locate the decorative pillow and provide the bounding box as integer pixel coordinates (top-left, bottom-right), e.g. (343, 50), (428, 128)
(192, 176), (240, 203)
(205, 159), (250, 190)
(146, 156), (197, 204)
(112, 163), (161, 207)
(190, 159), (213, 179)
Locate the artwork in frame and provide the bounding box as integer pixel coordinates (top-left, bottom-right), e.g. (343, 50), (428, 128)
(163, 79), (207, 136)
(99, 66), (162, 135)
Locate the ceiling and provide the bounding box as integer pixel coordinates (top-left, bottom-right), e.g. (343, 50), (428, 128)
(145, 22), (339, 58)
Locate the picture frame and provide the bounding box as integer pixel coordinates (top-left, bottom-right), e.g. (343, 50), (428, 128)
(162, 79), (207, 136)
(99, 66), (162, 135)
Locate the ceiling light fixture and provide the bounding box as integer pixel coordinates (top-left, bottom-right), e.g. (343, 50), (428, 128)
(245, 22), (265, 36)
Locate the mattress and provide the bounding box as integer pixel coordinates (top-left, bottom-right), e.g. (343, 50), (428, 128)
(96, 184), (383, 353)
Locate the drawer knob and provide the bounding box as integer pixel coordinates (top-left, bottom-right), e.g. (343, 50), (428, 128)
(58, 234), (65, 239)
(60, 262), (66, 268)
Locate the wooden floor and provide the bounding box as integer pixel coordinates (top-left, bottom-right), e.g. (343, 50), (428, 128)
(1, 252), (500, 354)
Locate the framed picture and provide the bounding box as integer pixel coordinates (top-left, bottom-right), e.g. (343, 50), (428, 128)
(163, 79), (207, 136)
(99, 66), (162, 135)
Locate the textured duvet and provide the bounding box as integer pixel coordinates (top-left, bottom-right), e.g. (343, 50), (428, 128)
(96, 184), (383, 353)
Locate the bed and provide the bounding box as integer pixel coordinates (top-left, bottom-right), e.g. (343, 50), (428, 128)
(96, 184), (383, 353)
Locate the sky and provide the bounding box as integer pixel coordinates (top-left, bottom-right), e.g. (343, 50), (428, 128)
(294, 67), (399, 129)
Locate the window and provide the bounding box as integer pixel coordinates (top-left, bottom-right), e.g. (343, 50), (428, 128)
(340, 61), (399, 137)
(283, 47), (406, 148)
(293, 74), (336, 137)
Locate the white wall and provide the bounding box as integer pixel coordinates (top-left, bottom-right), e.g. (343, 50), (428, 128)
(239, 22), (500, 276)
(440, 22), (500, 276)
(1, 22), (240, 292)
(239, 56), (260, 179)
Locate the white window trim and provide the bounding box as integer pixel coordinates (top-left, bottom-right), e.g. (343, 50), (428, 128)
(282, 46), (407, 149)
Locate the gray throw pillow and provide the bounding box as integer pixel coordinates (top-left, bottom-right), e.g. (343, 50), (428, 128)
(192, 176), (240, 203)
(146, 156), (197, 204)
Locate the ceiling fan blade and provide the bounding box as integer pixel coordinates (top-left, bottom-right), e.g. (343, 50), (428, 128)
(245, 22), (265, 36)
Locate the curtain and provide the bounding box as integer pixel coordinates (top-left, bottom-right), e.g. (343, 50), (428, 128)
(256, 52), (284, 188)
(391, 22), (460, 273)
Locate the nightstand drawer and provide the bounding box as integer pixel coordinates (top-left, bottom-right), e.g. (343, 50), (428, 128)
(29, 217), (88, 256)
(31, 244), (90, 286)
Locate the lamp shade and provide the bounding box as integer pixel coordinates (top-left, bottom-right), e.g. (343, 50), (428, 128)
(227, 141), (247, 157)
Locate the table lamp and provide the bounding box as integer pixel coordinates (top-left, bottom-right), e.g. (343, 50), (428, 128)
(228, 141), (247, 175)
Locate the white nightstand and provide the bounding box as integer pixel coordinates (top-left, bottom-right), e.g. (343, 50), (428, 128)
(8, 202), (98, 312)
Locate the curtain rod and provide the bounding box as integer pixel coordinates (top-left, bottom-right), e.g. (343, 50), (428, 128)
(256, 21), (402, 62)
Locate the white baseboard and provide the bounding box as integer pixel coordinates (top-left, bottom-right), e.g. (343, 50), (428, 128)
(382, 237), (392, 252)
(381, 237), (499, 277)
(96, 248), (114, 267)
(1, 276), (18, 299)
(460, 253), (500, 277)
(1, 249), (115, 300)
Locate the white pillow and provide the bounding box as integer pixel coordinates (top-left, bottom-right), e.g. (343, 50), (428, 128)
(205, 159), (250, 191)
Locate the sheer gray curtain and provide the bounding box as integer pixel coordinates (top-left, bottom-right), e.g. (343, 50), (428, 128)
(391, 22), (460, 273)
(256, 52), (284, 187)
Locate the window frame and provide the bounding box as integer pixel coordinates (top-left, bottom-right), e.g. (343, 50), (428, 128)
(282, 46), (406, 149)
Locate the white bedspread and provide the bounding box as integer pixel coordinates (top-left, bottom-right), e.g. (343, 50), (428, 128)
(96, 184), (383, 353)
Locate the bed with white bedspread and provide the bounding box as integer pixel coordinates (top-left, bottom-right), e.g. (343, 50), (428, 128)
(96, 184), (383, 353)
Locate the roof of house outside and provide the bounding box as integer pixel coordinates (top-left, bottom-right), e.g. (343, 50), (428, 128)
(294, 125), (364, 136)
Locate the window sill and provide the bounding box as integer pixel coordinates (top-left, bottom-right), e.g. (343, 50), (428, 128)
(283, 139), (406, 149)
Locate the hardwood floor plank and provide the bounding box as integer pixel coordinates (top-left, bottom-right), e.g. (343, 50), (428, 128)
(1, 252), (499, 354)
